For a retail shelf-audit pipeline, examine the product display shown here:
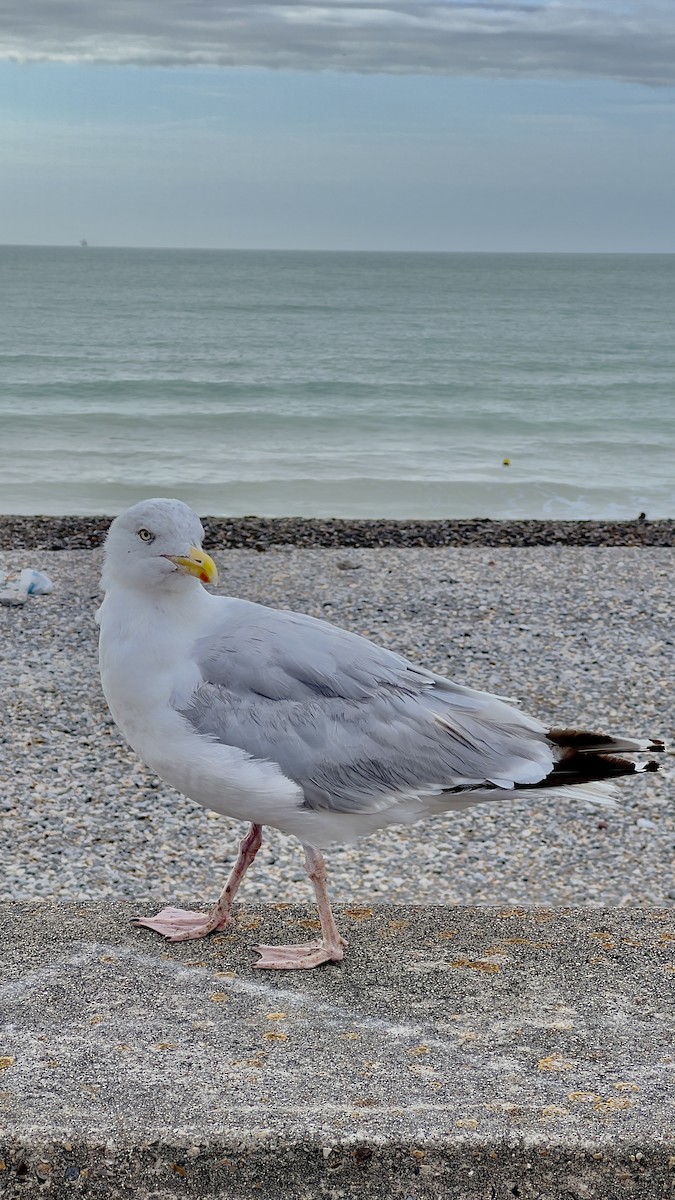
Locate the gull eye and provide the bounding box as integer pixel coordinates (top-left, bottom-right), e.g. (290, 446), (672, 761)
(137, 528), (154, 543)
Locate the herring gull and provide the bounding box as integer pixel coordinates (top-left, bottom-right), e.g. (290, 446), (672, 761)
(97, 498), (664, 969)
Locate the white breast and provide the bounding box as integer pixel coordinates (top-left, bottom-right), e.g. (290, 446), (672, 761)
(97, 586), (303, 827)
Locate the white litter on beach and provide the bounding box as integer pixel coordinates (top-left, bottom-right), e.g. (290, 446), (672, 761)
(0, 568), (53, 606)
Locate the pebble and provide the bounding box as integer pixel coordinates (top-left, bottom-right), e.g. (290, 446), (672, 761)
(0, 543), (672, 910)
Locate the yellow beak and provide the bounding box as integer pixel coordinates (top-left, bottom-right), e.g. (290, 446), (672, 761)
(167, 546), (218, 586)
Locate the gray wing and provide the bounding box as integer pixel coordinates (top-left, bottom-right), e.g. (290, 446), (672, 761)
(179, 599), (552, 813)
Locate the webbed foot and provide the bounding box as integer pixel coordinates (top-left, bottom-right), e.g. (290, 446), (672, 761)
(253, 936), (347, 970)
(132, 906), (228, 942)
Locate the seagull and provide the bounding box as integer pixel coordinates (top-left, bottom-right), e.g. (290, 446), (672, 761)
(97, 498), (664, 969)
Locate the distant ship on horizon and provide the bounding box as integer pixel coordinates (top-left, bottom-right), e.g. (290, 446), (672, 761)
(80, 238), (88, 247)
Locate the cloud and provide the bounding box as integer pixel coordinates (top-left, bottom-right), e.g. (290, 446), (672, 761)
(1, 0), (674, 86)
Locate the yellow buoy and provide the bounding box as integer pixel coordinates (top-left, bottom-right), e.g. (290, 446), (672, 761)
(502, 457), (511, 467)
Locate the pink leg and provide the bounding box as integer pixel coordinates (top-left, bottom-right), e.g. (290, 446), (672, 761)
(254, 845), (347, 970)
(133, 823), (263, 942)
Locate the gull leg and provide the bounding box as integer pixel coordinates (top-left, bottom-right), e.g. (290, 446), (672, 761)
(254, 845), (348, 970)
(133, 823), (263, 942)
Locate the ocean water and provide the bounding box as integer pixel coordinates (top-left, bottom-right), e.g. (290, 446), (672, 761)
(1, 246), (673, 519)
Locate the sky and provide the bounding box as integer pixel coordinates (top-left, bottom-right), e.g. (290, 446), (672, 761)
(1, 0), (674, 252)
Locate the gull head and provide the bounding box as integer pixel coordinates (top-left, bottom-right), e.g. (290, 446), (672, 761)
(101, 498), (218, 593)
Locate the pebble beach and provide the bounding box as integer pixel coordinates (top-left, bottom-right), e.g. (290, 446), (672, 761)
(1, 522), (672, 912)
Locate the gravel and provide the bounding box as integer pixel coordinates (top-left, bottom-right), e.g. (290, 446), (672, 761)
(1, 543), (672, 910)
(1, 514), (673, 551)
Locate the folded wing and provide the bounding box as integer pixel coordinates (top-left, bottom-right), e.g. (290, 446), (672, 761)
(179, 600), (554, 814)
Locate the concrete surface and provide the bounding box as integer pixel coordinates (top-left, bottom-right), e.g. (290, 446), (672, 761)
(1, 903), (674, 1198)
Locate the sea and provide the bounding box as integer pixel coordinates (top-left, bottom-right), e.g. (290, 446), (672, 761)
(1, 246), (673, 520)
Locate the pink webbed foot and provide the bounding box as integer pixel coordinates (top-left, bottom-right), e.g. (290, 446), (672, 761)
(132, 824), (263, 944)
(132, 906), (228, 942)
(253, 936), (348, 970)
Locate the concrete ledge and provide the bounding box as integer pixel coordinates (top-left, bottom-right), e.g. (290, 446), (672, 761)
(1, 903), (674, 1198)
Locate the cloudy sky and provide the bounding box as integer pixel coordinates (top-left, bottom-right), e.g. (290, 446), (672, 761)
(2, 0), (674, 251)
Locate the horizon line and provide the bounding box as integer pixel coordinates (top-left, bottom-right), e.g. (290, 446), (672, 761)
(2, 243), (674, 256)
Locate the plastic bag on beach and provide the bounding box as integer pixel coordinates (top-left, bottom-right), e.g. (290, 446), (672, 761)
(0, 569), (54, 606)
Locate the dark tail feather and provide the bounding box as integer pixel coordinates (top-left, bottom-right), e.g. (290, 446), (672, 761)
(548, 728), (665, 756)
(532, 727), (664, 790)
